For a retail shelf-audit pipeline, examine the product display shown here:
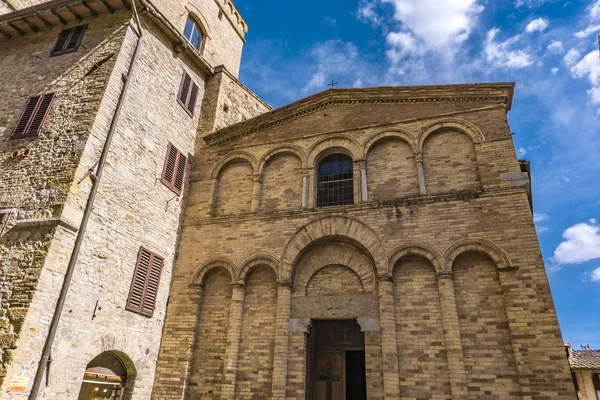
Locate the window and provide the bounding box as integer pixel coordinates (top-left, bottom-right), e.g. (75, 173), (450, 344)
(183, 16), (203, 50)
(177, 71), (199, 116)
(11, 93), (55, 139)
(126, 247), (164, 317)
(160, 143), (187, 195)
(317, 153), (354, 207)
(51, 25), (87, 56)
(593, 373), (600, 391)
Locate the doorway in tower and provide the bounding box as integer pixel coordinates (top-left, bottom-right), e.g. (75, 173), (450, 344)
(307, 319), (367, 400)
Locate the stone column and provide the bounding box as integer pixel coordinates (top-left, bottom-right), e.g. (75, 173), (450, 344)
(376, 275), (401, 398)
(288, 318), (312, 400)
(436, 271), (468, 400)
(271, 281), (292, 399)
(360, 166), (368, 202)
(220, 282), (246, 399)
(251, 174), (262, 212)
(357, 317), (384, 400)
(416, 154), (426, 195)
(302, 175), (309, 209)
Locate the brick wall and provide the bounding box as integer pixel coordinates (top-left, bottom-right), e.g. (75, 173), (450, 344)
(367, 138), (419, 200)
(214, 159), (253, 215)
(306, 265), (364, 296)
(260, 153), (303, 213)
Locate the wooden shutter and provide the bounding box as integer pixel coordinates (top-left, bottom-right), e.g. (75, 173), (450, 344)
(126, 247), (164, 317)
(177, 71), (198, 116)
(51, 25), (87, 56)
(160, 143), (187, 195)
(12, 93), (55, 139)
(593, 373), (600, 391)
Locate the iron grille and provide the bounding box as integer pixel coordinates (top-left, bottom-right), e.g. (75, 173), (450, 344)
(317, 154), (354, 207)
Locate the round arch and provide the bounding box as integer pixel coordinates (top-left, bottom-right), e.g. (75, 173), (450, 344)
(210, 151), (257, 179)
(280, 215), (387, 281)
(364, 129), (417, 156)
(185, 5), (212, 38)
(417, 119), (485, 153)
(237, 254), (280, 283)
(192, 258), (236, 286)
(306, 135), (363, 168)
(388, 242), (444, 274)
(443, 238), (513, 271)
(257, 145), (306, 176)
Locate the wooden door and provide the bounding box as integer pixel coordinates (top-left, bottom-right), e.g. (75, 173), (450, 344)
(314, 351), (344, 400)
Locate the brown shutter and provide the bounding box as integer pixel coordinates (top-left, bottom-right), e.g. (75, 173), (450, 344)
(11, 93), (55, 139)
(161, 143), (187, 195)
(126, 247), (164, 317)
(178, 72), (191, 105)
(51, 29), (71, 55)
(177, 71), (198, 116)
(66, 25), (87, 51)
(51, 25), (87, 56)
(187, 82), (199, 114)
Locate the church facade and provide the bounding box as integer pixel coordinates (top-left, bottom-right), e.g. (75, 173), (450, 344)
(154, 84), (577, 400)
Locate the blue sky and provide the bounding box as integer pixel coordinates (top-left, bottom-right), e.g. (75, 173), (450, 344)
(235, 0), (600, 348)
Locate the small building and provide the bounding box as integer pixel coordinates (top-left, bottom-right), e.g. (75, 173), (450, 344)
(568, 346), (600, 400)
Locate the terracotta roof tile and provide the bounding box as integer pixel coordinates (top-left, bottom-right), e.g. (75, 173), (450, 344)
(570, 350), (600, 369)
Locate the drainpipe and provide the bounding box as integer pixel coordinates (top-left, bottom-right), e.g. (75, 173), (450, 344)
(29, 7), (144, 399)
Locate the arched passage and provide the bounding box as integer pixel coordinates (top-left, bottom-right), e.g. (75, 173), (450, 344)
(77, 351), (136, 400)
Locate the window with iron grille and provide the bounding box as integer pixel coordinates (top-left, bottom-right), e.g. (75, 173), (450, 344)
(160, 143), (187, 195)
(11, 93), (55, 139)
(177, 71), (199, 116)
(50, 25), (87, 56)
(126, 247), (164, 317)
(317, 153), (354, 207)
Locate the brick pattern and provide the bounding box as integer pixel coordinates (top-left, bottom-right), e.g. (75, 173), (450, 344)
(260, 153), (303, 213)
(393, 256), (452, 399)
(367, 138), (419, 200)
(187, 268), (232, 398)
(214, 159), (253, 215)
(423, 129), (481, 194)
(305, 265), (364, 296)
(454, 252), (521, 399)
(235, 266), (277, 399)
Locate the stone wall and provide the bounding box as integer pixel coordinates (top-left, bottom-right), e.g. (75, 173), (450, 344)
(0, 11), (128, 392)
(155, 89), (577, 399)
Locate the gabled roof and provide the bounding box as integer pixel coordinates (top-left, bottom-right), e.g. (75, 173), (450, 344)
(203, 83), (515, 147)
(570, 350), (600, 369)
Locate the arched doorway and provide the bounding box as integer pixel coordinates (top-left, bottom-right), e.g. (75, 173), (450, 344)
(77, 352), (128, 400)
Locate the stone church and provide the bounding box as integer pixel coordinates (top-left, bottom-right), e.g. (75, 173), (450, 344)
(0, 0), (577, 399)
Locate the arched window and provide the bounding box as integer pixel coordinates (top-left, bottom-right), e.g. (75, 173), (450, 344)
(317, 154), (354, 207)
(183, 16), (203, 50)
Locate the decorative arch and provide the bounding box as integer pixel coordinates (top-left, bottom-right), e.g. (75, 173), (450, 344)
(210, 151), (257, 179)
(417, 119), (485, 153)
(444, 238), (513, 271)
(306, 135), (363, 168)
(237, 254), (280, 282)
(185, 5), (211, 38)
(364, 129), (417, 155)
(280, 215), (387, 281)
(388, 242), (444, 274)
(192, 258), (236, 286)
(257, 144), (306, 176)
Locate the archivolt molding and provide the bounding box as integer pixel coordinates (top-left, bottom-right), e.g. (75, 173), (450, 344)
(210, 151), (257, 179)
(257, 144), (306, 175)
(388, 242), (444, 274)
(306, 134), (364, 167)
(192, 258), (236, 286)
(280, 215), (387, 281)
(443, 238), (513, 271)
(237, 254), (281, 282)
(364, 128), (418, 156)
(185, 5), (212, 37)
(417, 119), (485, 153)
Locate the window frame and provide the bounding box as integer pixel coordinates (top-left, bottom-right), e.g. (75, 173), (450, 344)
(11, 93), (56, 139)
(50, 24), (88, 57)
(183, 15), (204, 52)
(316, 153), (355, 208)
(177, 71), (199, 116)
(126, 247), (164, 318)
(160, 143), (188, 195)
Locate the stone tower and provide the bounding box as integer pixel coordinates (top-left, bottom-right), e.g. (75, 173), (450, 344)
(0, 0), (268, 398)
(154, 85), (577, 399)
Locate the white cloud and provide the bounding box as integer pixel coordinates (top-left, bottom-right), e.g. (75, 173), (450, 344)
(515, 0), (551, 7)
(592, 267), (600, 282)
(552, 67), (559, 74)
(386, 31), (419, 61)
(564, 48), (581, 67)
(547, 40), (564, 54)
(591, 0), (600, 20)
(570, 50), (600, 107)
(484, 28), (533, 68)
(357, 0), (383, 26)
(381, 0), (484, 54)
(518, 147), (528, 156)
(534, 213), (549, 222)
(538, 226), (550, 233)
(553, 219), (600, 264)
(323, 16), (338, 28)
(526, 18), (549, 33)
(575, 24), (600, 38)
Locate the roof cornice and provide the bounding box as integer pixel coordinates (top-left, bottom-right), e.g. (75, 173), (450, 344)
(204, 83), (516, 147)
